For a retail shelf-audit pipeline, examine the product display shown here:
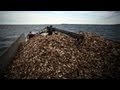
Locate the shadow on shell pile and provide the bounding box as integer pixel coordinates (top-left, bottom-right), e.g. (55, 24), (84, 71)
(4, 31), (120, 79)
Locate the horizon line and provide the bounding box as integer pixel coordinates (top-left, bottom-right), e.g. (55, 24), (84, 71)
(0, 23), (119, 25)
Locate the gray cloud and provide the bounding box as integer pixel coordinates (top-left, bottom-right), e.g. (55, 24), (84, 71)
(0, 11), (120, 24)
(104, 11), (120, 19)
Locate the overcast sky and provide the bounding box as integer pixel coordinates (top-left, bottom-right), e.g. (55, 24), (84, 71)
(0, 11), (120, 24)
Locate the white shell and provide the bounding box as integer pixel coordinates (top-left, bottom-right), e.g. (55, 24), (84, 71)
(41, 33), (48, 36)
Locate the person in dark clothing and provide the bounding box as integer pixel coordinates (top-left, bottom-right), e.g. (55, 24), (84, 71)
(50, 25), (52, 28)
(47, 25), (53, 35)
(28, 31), (35, 39)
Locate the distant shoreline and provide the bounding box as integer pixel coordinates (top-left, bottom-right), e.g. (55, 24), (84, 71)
(0, 24), (120, 25)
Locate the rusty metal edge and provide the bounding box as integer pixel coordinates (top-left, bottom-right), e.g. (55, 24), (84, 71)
(0, 33), (25, 77)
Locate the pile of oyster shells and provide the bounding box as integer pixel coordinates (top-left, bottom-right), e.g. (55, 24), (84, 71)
(4, 31), (120, 79)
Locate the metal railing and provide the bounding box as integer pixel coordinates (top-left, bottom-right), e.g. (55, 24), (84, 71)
(53, 27), (84, 40)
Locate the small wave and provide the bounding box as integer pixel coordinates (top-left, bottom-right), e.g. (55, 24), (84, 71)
(0, 47), (8, 56)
